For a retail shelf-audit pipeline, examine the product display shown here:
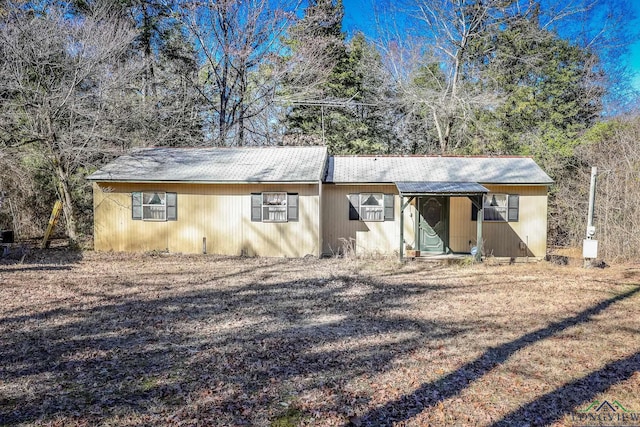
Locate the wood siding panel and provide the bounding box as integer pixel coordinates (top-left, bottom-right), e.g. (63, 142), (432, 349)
(93, 183), (319, 257)
(95, 181), (547, 258)
(322, 184), (548, 258)
(321, 184), (415, 256)
(448, 185), (549, 257)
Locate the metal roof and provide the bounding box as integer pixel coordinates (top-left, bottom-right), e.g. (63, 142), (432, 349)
(396, 181), (489, 196)
(87, 146), (328, 183)
(326, 156), (553, 185)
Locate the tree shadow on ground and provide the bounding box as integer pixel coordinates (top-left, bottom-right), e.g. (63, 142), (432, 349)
(350, 286), (640, 426)
(0, 238), (83, 268)
(2, 259), (638, 426)
(0, 262), (467, 425)
(490, 351), (640, 426)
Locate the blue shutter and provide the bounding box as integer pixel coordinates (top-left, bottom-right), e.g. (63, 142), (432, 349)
(508, 194), (519, 222)
(132, 192), (142, 220)
(348, 194), (360, 220)
(166, 192), (177, 221)
(251, 193), (262, 222)
(287, 193), (298, 222)
(384, 194), (394, 221)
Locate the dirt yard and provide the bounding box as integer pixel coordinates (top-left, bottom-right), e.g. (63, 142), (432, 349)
(1, 249), (639, 426)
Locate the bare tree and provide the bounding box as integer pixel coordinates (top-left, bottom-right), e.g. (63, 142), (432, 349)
(0, 2), (139, 242)
(555, 116), (640, 261)
(375, 0), (631, 154)
(374, 0), (515, 153)
(176, 0), (301, 146)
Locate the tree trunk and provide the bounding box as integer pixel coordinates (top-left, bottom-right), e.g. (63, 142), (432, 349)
(141, 3), (157, 99)
(54, 161), (78, 244)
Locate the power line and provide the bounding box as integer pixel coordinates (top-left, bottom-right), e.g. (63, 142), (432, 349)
(282, 99), (379, 107)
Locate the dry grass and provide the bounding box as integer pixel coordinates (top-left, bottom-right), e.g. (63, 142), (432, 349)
(1, 249), (639, 426)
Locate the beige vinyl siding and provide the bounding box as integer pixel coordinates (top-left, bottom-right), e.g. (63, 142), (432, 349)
(323, 184), (548, 258)
(93, 182), (320, 257)
(449, 185), (548, 257)
(321, 184), (415, 255)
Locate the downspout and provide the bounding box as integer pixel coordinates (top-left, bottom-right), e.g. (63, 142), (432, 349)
(318, 177), (323, 258)
(400, 194), (404, 261)
(318, 150), (328, 258)
(476, 198), (483, 262)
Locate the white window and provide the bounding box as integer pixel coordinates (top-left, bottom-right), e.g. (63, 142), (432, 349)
(143, 192), (167, 220)
(132, 192), (177, 221)
(359, 193), (384, 221)
(263, 192), (287, 222)
(251, 193), (299, 222)
(349, 193), (394, 221)
(482, 193), (519, 222)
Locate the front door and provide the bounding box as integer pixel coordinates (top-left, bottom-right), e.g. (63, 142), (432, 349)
(418, 197), (448, 254)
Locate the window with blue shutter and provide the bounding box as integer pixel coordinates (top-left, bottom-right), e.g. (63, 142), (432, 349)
(471, 193), (519, 222)
(251, 192), (298, 222)
(132, 191), (176, 221)
(349, 193), (395, 221)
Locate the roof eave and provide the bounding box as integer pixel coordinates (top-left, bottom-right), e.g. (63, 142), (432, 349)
(89, 179), (320, 185)
(327, 181), (554, 185)
(478, 181), (555, 186)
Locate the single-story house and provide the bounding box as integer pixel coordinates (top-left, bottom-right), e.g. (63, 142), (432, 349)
(88, 146), (326, 257)
(323, 155), (553, 258)
(87, 146), (553, 259)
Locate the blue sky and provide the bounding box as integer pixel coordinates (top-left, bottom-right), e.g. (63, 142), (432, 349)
(341, 0), (640, 92)
(629, 3), (640, 90)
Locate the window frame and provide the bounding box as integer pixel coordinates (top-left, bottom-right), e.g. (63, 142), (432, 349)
(262, 192), (288, 223)
(359, 193), (384, 222)
(349, 193), (395, 222)
(472, 193), (519, 222)
(132, 191), (177, 222)
(143, 191), (167, 221)
(251, 192), (299, 223)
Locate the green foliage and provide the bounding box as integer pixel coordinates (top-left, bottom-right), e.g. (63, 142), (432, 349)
(413, 63), (446, 91)
(578, 120), (624, 146)
(270, 407), (305, 427)
(282, 5), (394, 154)
(469, 12), (603, 175)
(280, 0), (346, 140)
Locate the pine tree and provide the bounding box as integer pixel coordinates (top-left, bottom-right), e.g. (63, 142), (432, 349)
(325, 33), (394, 154)
(281, 3), (394, 153)
(470, 10), (603, 173)
(125, 0), (204, 147)
(280, 0), (347, 146)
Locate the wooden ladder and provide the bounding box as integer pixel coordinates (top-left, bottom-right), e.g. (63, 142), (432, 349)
(42, 200), (63, 248)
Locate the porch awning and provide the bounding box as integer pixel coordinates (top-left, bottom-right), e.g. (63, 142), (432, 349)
(395, 181), (489, 196)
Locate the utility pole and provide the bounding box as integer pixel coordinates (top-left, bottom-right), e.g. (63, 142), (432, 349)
(583, 166), (598, 267)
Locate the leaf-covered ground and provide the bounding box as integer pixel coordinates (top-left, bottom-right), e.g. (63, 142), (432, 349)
(1, 251), (639, 426)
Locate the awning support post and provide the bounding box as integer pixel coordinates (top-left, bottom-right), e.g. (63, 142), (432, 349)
(467, 195), (484, 262)
(400, 195), (404, 261)
(399, 195), (415, 261)
(476, 205), (483, 262)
